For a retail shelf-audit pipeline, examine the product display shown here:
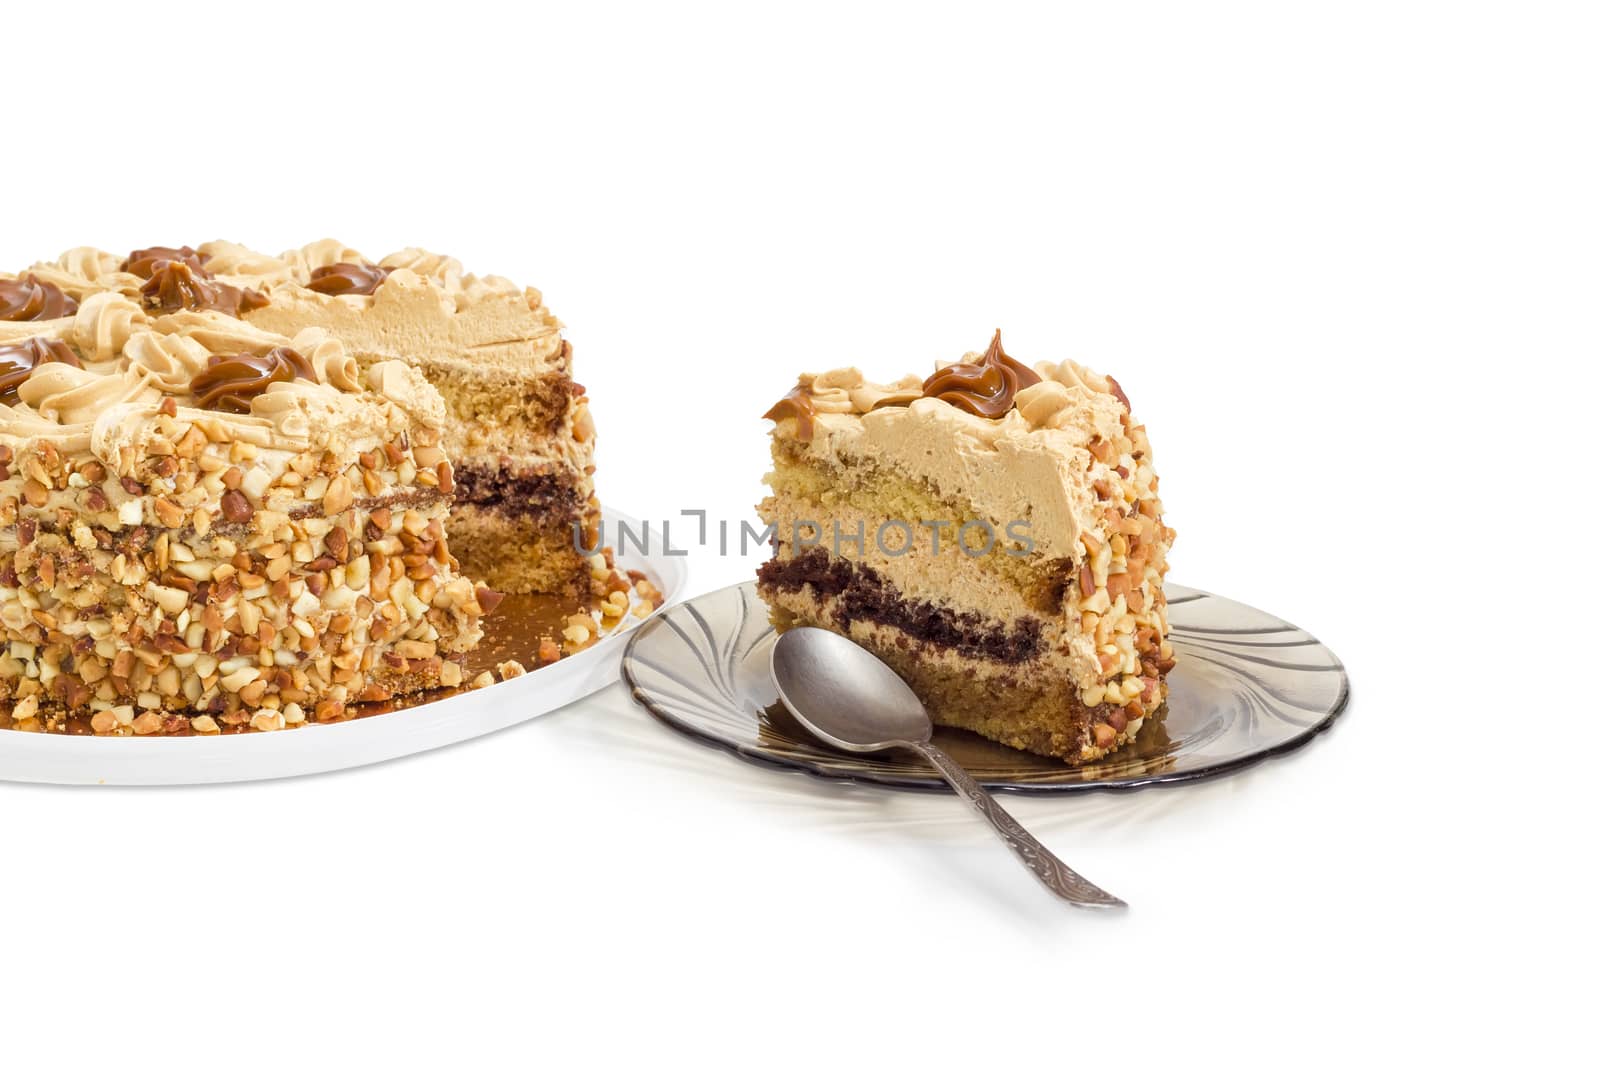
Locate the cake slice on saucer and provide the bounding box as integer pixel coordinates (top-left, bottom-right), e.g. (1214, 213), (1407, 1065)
(757, 331), (1176, 765)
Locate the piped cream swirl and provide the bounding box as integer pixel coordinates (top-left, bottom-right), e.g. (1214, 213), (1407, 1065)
(124, 331), (215, 392)
(17, 362), (158, 425)
(70, 292), (148, 362)
(379, 248), (464, 290)
(199, 241), (301, 288)
(292, 327), (362, 391)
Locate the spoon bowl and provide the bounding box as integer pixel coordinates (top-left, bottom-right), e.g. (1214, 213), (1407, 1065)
(770, 627), (931, 751)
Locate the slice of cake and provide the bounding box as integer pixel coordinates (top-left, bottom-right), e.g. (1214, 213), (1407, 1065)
(0, 304), (489, 734)
(756, 331), (1176, 765)
(217, 240), (599, 597)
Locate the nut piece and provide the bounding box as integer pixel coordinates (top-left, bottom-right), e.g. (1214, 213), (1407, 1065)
(220, 489), (253, 523)
(153, 496), (185, 528)
(250, 710), (284, 732)
(322, 473), (354, 514)
(474, 584), (506, 616)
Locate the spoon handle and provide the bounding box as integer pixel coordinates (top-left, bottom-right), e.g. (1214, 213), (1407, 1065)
(905, 739), (1126, 909)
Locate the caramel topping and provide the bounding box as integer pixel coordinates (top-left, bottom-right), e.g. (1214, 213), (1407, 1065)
(140, 261), (209, 312)
(121, 245), (208, 280)
(763, 384), (819, 442)
(920, 329), (1041, 418)
(0, 336), (82, 404)
(190, 346), (317, 414)
(0, 273), (79, 321)
(140, 261), (270, 318)
(229, 285), (272, 316)
(306, 262), (391, 297)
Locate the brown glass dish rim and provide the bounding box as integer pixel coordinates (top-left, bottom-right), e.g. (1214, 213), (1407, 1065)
(622, 580), (1349, 795)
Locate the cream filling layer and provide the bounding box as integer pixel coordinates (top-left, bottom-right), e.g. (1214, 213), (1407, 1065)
(777, 396), (1122, 564)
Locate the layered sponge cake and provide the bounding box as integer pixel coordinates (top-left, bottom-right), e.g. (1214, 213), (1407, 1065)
(757, 331), (1176, 765)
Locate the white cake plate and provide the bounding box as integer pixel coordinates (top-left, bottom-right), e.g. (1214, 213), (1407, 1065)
(0, 506), (686, 786)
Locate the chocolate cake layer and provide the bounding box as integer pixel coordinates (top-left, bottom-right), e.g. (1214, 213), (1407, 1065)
(757, 549), (1043, 663)
(451, 462), (584, 522)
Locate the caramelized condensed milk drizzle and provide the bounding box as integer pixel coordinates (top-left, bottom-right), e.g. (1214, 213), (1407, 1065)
(140, 260), (270, 317)
(338, 592), (616, 721)
(190, 346), (318, 413)
(0, 274), (79, 321)
(918, 328), (1041, 417)
(762, 385), (820, 441)
(122, 245), (207, 278)
(123, 245), (270, 318)
(306, 262), (390, 296)
(0, 336), (82, 404)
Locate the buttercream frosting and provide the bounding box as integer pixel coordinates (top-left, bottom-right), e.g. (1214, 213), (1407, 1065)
(765, 336), (1147, 563)
(2, 237), (569, 474)
(0, 298), (442, 479)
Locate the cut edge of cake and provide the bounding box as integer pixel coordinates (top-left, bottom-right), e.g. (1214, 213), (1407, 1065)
(225, 240), (600, 597)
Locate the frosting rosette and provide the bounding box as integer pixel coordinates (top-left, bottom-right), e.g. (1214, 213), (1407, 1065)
(70, 292), (149, 362)
(18, 361), (157, 425)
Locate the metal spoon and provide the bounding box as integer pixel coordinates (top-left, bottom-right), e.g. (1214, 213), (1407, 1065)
(770, 627), (1126, 909)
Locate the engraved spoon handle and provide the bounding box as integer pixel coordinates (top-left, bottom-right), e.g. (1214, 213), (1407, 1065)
(905, 739), (1126, 909)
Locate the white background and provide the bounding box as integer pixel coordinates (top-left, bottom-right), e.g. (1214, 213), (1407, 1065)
(5, 2), (1594, 1063)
